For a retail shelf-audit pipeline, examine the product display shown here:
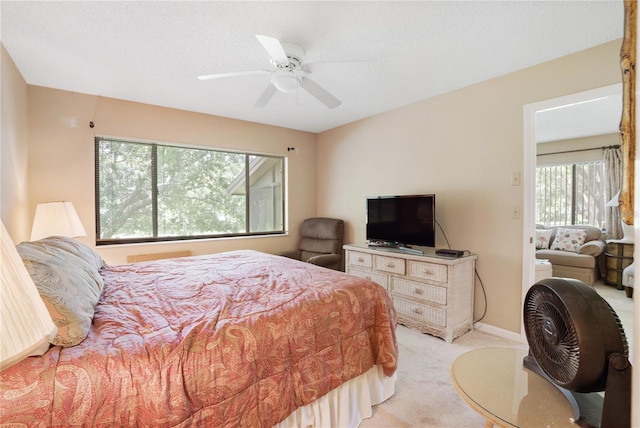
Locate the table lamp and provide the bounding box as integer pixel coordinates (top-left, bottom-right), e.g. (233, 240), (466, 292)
(30, 201), (86, 241)
(605, 191), (634, 242)
(0, 220), (57, 370)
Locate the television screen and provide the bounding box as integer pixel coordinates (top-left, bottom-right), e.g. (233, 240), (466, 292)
(366, 194), (435, 248)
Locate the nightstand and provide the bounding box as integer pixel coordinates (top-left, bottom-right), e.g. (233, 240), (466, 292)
(605, 240), (634, 289)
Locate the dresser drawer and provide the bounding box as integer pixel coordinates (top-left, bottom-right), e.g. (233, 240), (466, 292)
(408, 260), (448, 283)
(374, 255), (405, 274)
(393, 296), (446, 327)
(349, 268), (389, 290)
(392, 278), (446, 305)
(343, 244), (476, 342)
(348, 251), (373, 268)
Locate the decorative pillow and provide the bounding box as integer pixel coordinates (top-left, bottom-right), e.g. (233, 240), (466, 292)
(535, 229), (553, 249)
(16, 241), (104, 347)
(550, 228), (588, 253)
(36, 236), (106, 272)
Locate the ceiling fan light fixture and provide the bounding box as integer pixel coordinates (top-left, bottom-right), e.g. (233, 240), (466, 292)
(201, 35), (340, 108)
(273, 74), (298, 93)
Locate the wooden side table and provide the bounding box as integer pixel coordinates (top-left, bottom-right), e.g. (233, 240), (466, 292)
(605, 240), (634, 289)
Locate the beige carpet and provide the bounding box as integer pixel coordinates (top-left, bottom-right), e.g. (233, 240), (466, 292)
(361, 326), (526, 427)
(361, 282), (633, 428)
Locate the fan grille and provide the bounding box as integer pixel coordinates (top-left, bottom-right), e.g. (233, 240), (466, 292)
(524, 286), (580, 385)
(524, 278), (629, 392)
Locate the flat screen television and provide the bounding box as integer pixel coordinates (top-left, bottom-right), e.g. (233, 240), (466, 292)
(366, 194), (436, 249)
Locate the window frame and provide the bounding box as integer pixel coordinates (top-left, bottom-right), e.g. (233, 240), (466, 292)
(94, 136), (286, 245)
(535, 160), (605, 228)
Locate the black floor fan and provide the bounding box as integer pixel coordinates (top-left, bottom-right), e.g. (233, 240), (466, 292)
(523, 278), (632, 428)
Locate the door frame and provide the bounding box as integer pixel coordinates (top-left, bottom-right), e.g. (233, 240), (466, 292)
(521, 83), (622, 342)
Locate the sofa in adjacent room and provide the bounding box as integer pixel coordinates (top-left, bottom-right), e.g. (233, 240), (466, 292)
(535, 225), (605, 285)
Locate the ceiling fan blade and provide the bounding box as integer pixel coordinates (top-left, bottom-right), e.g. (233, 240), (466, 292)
(198, 70), (266, 80)
(254, 84), (277, 108)
(299, 78), (342, 109)
(256, 35), (288, 64)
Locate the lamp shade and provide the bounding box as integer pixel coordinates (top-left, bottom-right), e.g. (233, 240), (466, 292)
(30, 202), (86, 241)
(606, 191), (621, 207)
(1, 220), (56, 370)
(605, 191), (634, 242)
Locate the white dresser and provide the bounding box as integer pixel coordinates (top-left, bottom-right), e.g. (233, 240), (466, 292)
(344, 244), (477, 342)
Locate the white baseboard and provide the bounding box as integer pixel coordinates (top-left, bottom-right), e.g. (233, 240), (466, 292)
(473, 322), (526, 343)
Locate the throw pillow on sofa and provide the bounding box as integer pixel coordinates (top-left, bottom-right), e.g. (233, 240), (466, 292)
(535, 229), (553, 249)
(550, 228), (588, 252)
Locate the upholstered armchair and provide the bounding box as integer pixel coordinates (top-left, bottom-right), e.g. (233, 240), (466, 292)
(280, 217), (344, 270)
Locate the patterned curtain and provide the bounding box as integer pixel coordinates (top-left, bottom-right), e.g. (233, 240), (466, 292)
(604, 146), (622, 239)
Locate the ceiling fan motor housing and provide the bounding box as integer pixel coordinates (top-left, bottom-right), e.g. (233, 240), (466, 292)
(523, 277), (628, 392)
(271, 43), (306, 93)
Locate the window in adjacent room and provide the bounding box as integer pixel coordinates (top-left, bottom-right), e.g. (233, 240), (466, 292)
(535, 161), (605, 228)
(95, 137), (285, 244)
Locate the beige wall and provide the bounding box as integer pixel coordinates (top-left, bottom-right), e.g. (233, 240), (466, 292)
(0, 39), (624, 335)
(317, 40), (622, 335)
(1, 45), (30, 241)
(25, 87), (317, 264)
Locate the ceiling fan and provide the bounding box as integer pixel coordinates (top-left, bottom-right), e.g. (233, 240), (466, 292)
(198, 35), (342, 109)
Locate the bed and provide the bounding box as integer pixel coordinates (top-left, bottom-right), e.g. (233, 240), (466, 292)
(0, 238), (398, 427)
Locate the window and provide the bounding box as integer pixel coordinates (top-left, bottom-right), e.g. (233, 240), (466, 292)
(95, 137), (285, 244)
(535, 161), (605, 228)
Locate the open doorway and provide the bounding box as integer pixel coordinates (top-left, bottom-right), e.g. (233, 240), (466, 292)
(521, 83), (624, 342)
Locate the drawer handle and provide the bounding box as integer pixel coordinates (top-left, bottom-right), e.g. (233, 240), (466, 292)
(357, 257), (365, 262)
(365, 275), (372, 280)
(414, 287), (424, 295)
(412, 307), (424, 315)
(424, 269), (433, 275)
(386, 262), (395, 268)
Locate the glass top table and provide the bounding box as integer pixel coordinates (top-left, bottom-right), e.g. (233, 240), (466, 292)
(450, 347), (577, 428)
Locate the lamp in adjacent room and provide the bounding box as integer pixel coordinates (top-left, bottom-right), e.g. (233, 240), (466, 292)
(30, 201), (86, 241)
(605, 191), (634, 242)
(0, 221), (56, 370)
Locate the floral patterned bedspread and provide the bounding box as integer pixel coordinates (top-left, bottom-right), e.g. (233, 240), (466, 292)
(0, 250), (397, 427)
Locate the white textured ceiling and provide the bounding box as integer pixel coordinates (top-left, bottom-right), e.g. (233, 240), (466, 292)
(536, 86), (622, 143)
(0, 1), (624, 134)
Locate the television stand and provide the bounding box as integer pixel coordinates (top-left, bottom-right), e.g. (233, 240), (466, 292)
(395, 245), (424, 255)
(368, 242), (424, 255)
(344, 244), (477, 342)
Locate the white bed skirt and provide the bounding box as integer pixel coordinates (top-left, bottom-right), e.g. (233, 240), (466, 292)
(274, 365), (397, 428)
